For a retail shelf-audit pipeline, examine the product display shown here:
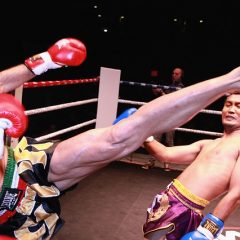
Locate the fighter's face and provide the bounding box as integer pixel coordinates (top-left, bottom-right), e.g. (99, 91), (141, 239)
(222, 94), (240, 130)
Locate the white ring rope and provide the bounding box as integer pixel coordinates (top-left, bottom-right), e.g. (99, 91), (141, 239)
(25, 98), (98, 116)
(24, 99), (98, 141)
(35, 119), (96, 141)
(118, 99), (147, 106)
(200, 109), (221, 115)
(175, 127), (223, 137)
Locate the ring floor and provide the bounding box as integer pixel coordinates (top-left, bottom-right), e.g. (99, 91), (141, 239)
(53, 159), (240, 240)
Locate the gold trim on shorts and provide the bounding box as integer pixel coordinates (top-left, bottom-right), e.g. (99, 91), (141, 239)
(172, 179), (209, 207)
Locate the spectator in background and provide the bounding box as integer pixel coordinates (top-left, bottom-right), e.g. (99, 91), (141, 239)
(150, 67), (185, 98)
(149, 67), (185, 170)
(165, 67), (185, 94)
(164, 67), (185, 148)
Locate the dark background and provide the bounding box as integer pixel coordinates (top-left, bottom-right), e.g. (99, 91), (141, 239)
(2, 0), (240, 140)
(2, 1), (240, 81)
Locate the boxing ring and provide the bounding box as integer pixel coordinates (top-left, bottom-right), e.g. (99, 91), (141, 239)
(12, 67), (239, 239)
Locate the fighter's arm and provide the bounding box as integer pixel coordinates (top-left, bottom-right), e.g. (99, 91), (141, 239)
(0, 38), (86, 93)
(0, 64), (34, 94)
(143, 139), (211, 164)
(211, 154), (240, 221)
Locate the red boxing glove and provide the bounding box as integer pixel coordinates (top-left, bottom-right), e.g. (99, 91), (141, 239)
(0, 94), (28, 138)
(24, 38), (87, 75)
(0, 94), (28, 158)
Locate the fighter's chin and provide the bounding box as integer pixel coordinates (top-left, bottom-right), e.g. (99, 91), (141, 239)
(223, 118), (236, 125)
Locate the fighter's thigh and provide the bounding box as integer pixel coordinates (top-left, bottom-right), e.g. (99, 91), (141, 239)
(48, 141), (108, 190)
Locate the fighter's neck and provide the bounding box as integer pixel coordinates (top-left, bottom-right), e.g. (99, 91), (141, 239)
(223, 127), (240, 136)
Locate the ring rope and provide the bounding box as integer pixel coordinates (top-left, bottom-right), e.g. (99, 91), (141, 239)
(176, 127), (223, 137)
(120, 80), (181, 91)
(25, 98), (98, 116)
(118, 99), (147, 106)
(200, 109), (221, 115)
(23, 77), (99, 88)
(35, 119), (96, 141)
(23, 78), (180, 91)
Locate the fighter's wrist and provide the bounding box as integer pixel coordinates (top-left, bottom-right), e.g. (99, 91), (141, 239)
(24, 52), (61, 75)
(197, 213), (224, 239)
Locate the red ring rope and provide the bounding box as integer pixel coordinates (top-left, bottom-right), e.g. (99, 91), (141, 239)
(23, 77), (100, 88)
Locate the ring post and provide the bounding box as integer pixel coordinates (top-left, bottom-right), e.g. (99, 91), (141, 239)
(96, 67), (121, 128)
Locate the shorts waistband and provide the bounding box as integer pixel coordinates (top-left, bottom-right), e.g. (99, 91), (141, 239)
(170, 179), (209, 208)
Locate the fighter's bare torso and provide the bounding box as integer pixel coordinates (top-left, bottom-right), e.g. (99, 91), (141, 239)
(178, 135), (240, 201)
